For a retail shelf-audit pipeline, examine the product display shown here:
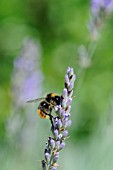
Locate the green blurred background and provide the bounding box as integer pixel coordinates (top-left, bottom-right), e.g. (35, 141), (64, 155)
(0, 0), (113, 170)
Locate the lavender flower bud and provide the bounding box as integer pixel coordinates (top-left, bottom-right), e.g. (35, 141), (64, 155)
(45, 142), (51, 154)
(53, 129), (59, 139)
(50, 139), (55, 149)
(66, 98), (72, 106)
(64, 120), (72, 128)
(55, 105), (61, 117)
(65, 75), (70, 86)
(48, 137), (51, 144)
(70, 74), (76, 83)
(62, 88), (68, 99)
(66, 67), (71, 74)
(45, 152), (50, 163)
(55, 140), (61, 150)
(65, 113), (70, 118)
(62, 99), (67, 108)
(68, 82), (74, 91)
(53, 152), (59, 163)
(51, 167), (57, 170)
(59, 141), (65, 151)
(62, 130), (68, 138)
(54, 117), (59, 126)
(62, 119), (72, 128)
(57, 119), (62, 129)
(68, 67), (74, 78)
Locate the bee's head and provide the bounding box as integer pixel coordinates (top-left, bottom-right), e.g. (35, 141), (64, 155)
(38, 101), (50, 112)
(46, 93), (61, 106)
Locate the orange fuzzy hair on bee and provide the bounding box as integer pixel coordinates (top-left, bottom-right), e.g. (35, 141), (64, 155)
(37, 109), (49, 119)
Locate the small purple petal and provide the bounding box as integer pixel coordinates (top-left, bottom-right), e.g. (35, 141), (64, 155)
(68, 90), (73, 98)
(62, 130), (68, 138)
(54, 117), (59, 125)
(67, 98), (72, 106)
(53, 129), (59, 138)
(63, 88), (68, 99)
(56, 141), (60, 150)
(50, 139), (55, 149)
(63, 120), (72, 128)
(69, 68), (74, 77)
(70, 74), (76, 83)
(45, 152), (50, 163)
(51, 167), (57, 170)
(65, 120), (72, 128)
(66, 67), (71, 74)
(68, 82), (74, 91)
(62, 99), (67, 108)
(59, 141), (65, 150)
(57, 119), (62, 129)
(65, 113), (70, 119)
(65, 75), (70, 85)
(53, 152), (59, 163)
(91, 0), (113, 15)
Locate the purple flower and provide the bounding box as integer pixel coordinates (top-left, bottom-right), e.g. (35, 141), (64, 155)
(49, 138), (55, 149)
(88, 0), (113, 40)
(62, 130), (68, 138)
(53, 152), (59, 163)
(53, 129), (59, 139)
(12, 38), (43, 108)
(51, 167), (57, 170)
(45, 153), (51, 163)
(7, 38), (44, 153)
(59, 141), (65, 151)
(91, 0), (113, 15)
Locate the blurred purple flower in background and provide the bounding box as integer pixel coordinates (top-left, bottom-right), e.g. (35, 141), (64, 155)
(91, 0), (113, 15)
(7, 38), (44, 153)
(89, 0), (113, 40)
(12, 38), (43, 109)
(78, 0), (113, 85)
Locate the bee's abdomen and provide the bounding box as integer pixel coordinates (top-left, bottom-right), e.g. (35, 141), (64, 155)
(37, 109), (49, 119)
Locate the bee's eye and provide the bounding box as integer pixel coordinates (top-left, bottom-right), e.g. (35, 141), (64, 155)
(43, 102), (47, 106)
(56, 97), (59, 101)
(41, 101), (49, 108)
(54, 96), (61, 105)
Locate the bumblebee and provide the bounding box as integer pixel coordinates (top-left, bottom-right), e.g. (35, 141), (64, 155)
(27, 93), (62, 126)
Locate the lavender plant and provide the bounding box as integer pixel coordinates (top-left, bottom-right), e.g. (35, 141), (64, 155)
(89, 0), (113, 40)
(76, 2), (113, 133)
(78, 0), (113, 70)
(7, 38), (44, 152)
(41, 67), (76, 170)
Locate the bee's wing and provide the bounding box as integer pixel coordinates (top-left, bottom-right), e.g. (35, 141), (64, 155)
(26, 98), (45, 103)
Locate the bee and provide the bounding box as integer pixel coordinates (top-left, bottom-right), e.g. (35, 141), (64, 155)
(27, 93), (62, 127)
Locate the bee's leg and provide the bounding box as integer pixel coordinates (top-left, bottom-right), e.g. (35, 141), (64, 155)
(49, 108), (54, 129)
(49, 114), (54, 129)
(43, 109), (54, 128)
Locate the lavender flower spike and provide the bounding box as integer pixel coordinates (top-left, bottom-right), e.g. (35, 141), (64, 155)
(41, 67), (76, 170)
(89, 0), (113, 40)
